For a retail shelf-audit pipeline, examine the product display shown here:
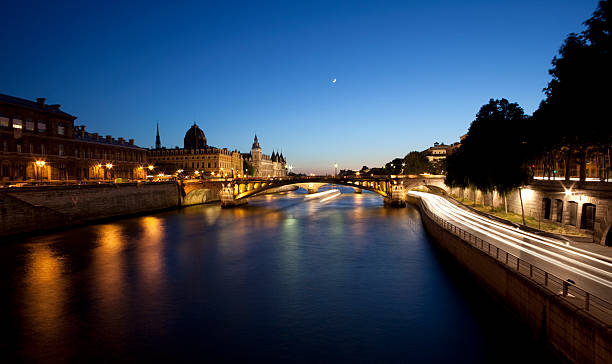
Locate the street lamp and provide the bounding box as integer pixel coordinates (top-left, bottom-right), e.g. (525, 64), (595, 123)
(35, 160), (46, 183)
(105, 163), (113, 181)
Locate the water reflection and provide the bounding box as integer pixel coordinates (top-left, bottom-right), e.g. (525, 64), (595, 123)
(23, 244), (68, 355)
(137, 217), (166, 296)
(3, 190), (555, 363)
(92, 224), (128, 338)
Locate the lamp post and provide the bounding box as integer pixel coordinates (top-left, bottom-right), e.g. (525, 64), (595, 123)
(105, 163), (113, 182)
(35, 160), (46, 183)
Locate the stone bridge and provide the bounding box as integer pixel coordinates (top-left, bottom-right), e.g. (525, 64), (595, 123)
(181, 176), (447, 207)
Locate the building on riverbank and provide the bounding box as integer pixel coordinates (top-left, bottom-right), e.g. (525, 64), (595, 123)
(147, 123), (243, 177)
(243, 134), (287, 177)
(0, 93), (147, 185)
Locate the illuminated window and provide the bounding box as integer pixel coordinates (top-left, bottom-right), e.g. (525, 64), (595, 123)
(58, 144), (64, 156)
(29, 144), (34, 153)
(38, 121), (46, 132)
(16, 143), (21, 153)
(0, 116), (8, 127)
(57, 124), (65, 135)
(25, 119), (34, 131)
(13, 119), (22, 129)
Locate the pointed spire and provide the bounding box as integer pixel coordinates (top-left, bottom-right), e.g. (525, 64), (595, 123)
(252, 133), (261, 149)
(155, 122), (161, 149)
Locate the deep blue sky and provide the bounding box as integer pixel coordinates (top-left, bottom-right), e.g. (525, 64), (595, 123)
(1, 0), (599, 174)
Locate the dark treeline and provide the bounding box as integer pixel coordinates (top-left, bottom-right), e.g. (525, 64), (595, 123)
(382, 152), (445, 175)
(446, 0), (611, 202)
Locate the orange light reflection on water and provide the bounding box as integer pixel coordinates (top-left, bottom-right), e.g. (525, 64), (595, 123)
(23, 244), (68, 351)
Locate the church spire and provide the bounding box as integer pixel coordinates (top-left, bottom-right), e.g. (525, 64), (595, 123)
(252, 134), (261, 149)
(155, 122), (161, 149)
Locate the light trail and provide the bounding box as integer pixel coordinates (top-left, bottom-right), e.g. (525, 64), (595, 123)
(424, 194), (612, 266)
(304, 189), (340, 199)
(320, 192), (342, 202)
(408, 191), (612, 299)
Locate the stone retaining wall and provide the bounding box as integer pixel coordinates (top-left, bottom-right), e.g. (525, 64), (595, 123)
(0, 182), (181, 236)
(416, 197), (611, 364)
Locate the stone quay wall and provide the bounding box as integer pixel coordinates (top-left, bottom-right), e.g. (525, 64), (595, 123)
(0, 182), (181, 236)
(409, 194), (612, 364)
(447, 181), (612, 245)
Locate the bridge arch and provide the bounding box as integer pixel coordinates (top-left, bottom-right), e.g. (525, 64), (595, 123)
(233, 178), (392, 200)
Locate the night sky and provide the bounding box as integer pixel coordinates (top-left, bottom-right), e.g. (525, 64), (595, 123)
(0, 0), (598, 174)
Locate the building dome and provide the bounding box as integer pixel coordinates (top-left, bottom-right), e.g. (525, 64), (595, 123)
(184, 122), (207, 149)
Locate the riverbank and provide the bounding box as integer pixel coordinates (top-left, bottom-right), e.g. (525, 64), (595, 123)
(0, 182), (182, 236)
(409, 193), (612, 364)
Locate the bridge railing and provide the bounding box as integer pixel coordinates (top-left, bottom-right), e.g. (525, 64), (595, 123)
(418, 197), (612, 325)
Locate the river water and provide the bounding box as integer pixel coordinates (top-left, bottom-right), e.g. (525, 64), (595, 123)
(1, 187), (555, 363)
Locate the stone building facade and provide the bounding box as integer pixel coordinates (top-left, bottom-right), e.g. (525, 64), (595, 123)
(243, 135), (287, 177)
(148, 123), (243, 177)
(0, 93), (147, 184)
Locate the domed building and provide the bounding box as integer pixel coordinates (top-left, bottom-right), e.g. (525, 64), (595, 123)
(148, 122), (243, 177)
(184, 123), (207, 150)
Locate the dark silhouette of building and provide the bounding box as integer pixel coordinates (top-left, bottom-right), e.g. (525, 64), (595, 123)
(184, 122), (207, 150)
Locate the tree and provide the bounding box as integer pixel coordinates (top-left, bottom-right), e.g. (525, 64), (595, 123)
(384, 158), (404, 175)
(403, 151), (433, 174)
(533, 0), (612, 181)
(244, 161), (256, 176)
(446, 99), (531, 219)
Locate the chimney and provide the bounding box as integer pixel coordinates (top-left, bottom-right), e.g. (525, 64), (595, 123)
(118, 137), (125, 144)
(92, 132), (99, 140)
(50, 104), (61, 111)
(106, 135), (112, 143)
(129, 139), (134, 145)
(37, 98), (46, 105)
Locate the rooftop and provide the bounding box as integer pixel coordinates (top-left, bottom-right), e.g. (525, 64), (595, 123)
(0, 93), (77, 120)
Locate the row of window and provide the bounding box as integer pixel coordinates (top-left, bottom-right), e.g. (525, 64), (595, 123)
(151, 149), (235, 156)
(1, 141), (145, 162)
(0, 117), (63, 135)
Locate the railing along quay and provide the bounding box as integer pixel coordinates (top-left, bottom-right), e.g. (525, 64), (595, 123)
(418, 198), (612, 324)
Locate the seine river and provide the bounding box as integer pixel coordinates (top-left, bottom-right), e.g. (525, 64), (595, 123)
(1, 187), (555, 363)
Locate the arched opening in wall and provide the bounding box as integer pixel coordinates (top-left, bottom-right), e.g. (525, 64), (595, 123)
(542, 198), (551, 220)
(580, 203), (596, 230)
(555, 199), (563, 223)
(605, 226), (612, 247)
(568, 201), (578, 226)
